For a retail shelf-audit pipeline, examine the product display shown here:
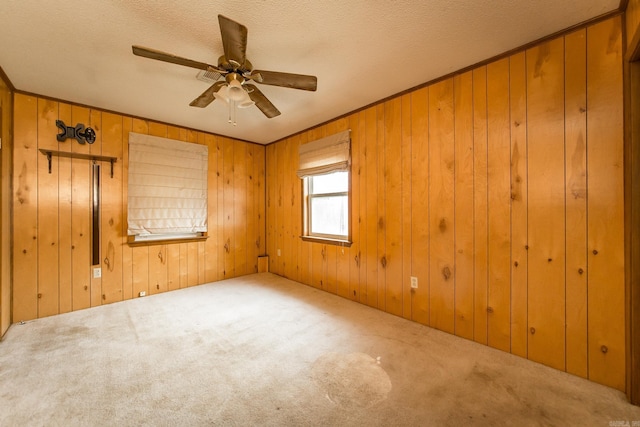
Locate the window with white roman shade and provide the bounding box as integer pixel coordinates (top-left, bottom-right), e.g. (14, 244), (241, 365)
(127, 132), (208, 240)
(296, 130), (351, 178)
(298, 130), (352, 244)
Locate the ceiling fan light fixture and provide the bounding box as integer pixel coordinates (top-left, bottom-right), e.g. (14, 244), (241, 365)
(214, 85), (230, 103)
(227, 79), (246, 102)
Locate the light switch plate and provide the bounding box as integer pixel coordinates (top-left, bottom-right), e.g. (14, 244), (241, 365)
(93, 267), (101, 278)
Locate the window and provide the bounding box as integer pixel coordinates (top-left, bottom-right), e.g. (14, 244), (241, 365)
(297, 130), (351, 245)
(306, 171), (349, 239)
(127, 132), (208, 244)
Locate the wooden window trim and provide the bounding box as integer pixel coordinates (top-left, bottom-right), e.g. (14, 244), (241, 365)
(127, 233), (208, 247)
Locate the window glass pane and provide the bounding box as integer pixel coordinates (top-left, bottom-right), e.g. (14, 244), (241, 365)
(310, 195), (348, 237)
(311, 171), (348, 195)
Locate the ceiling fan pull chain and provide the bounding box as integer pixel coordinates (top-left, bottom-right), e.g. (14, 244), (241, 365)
(232, 100), (237, 126)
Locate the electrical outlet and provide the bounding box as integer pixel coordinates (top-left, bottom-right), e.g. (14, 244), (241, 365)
(277, 249), (281, 257)
(410, 276), (418, 289)
(93, 267), (101, 278)
(139, 291), (146, 297)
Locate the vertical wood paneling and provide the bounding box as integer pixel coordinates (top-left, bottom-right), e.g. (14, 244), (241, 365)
(88, 110), (102, 308)
(473, 67), (489, 344)
(205, 134), (219, 282)
(13, 94), (38, 321)
(101, 112), (123, 304)
(70, 106), (91, 311)
(486, 58), (512, 353)
(336, 117), (351, 299)
(428, 79), (455, 334)
(564, 29), (588, 378)
(223, 138), (235, 278)
(384, 98), (403, 316)
(348, 113), (361, 301)
(527, 38), (566, 370)
(13, 96), (263, 323)
(234, 140), (248, 277)
(57, 103), (73, 314)
(410, 88), (429, 325)
(453, 72), (475, 340)
(509, 52), (529, 359)
(586, 17), (625, 391)
(37, 98), (59, 317)
(246, 143), (257, 274)
(358, 111), (370, 302)
(261, 15), (625, 393)
(365, 107), (379, 307)
(400, 96), (412, 320)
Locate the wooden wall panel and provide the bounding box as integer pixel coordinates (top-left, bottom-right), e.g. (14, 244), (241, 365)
(13, 94), (38, 321)
(472, 66), (489, 345)
(364, 107), (379, 307)
(565, 29), (588, 378)
(410, 88), (429, 325)
(526, 38), (566, 371)
(384, 98), (403, 316)
(264, 15), (626, 391)
(12, 98), (264, 321)
(486, 58), (511, 353)
(70, 106), (91, 311)
(453, 72), (474, 340)
(586, 17), (625, 391)
(101, 112), (124, 304)
(428, 80), (455, 334)
(37, 98), (60, 317)
(509, 52), (529, 359)
(57, 103), (73, 314)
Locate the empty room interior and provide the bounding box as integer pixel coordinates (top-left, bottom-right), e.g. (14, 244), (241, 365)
(2, 0), (640, 425)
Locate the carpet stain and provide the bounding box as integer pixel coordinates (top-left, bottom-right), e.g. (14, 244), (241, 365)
(311, 352), (392, 409)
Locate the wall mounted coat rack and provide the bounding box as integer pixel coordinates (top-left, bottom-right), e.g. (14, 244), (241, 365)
(39, 149), (117, 178)
(56, 120), (96, 145)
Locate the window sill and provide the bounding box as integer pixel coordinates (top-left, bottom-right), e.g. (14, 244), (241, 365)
(300, 235), (352, 247)
(127, 234), (209, 247)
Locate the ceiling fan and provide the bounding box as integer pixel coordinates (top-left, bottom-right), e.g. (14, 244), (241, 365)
(132, 14), (317, 119)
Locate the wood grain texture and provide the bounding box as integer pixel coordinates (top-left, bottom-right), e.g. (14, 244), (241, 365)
(486, 58), (511, 353)
(564, 29), (588, 378)
(428, 79), (455, 334)
(586, 17), (625, 391)
(453, 71), (474, 340)
(526, 37), (566, 371)
(509, 52), (529, 359)
(11, 96), (264, 323)
(263, 15), (625, 391)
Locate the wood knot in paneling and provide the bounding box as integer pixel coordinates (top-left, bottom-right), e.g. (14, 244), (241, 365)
(439, 218), (447, 233)
(380, 256), (387, 268)
(530, 327), (536, 335)
(442, 266), (451, 281)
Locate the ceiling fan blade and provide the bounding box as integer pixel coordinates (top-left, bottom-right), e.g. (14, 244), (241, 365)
(245, 84), (281, 118)
(189, 81), (226, 108)
(132, 45), (225, 73)
(251, 70), (317, 91)
(218, 15), (247, 68)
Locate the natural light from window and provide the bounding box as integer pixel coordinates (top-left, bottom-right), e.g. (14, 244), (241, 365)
(308, 171), (349, 238)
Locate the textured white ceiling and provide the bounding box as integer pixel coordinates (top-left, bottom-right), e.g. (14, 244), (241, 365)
(0, 0), (619, 144)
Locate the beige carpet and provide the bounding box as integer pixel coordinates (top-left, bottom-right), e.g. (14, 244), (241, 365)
(1, 273), (638, 426)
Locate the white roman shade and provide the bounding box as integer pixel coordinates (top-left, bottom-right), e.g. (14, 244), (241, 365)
(128, 132), (208, 236)
(296, 130), (351, 178)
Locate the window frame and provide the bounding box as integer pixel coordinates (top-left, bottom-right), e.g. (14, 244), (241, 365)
(301, 171), (352, 247)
